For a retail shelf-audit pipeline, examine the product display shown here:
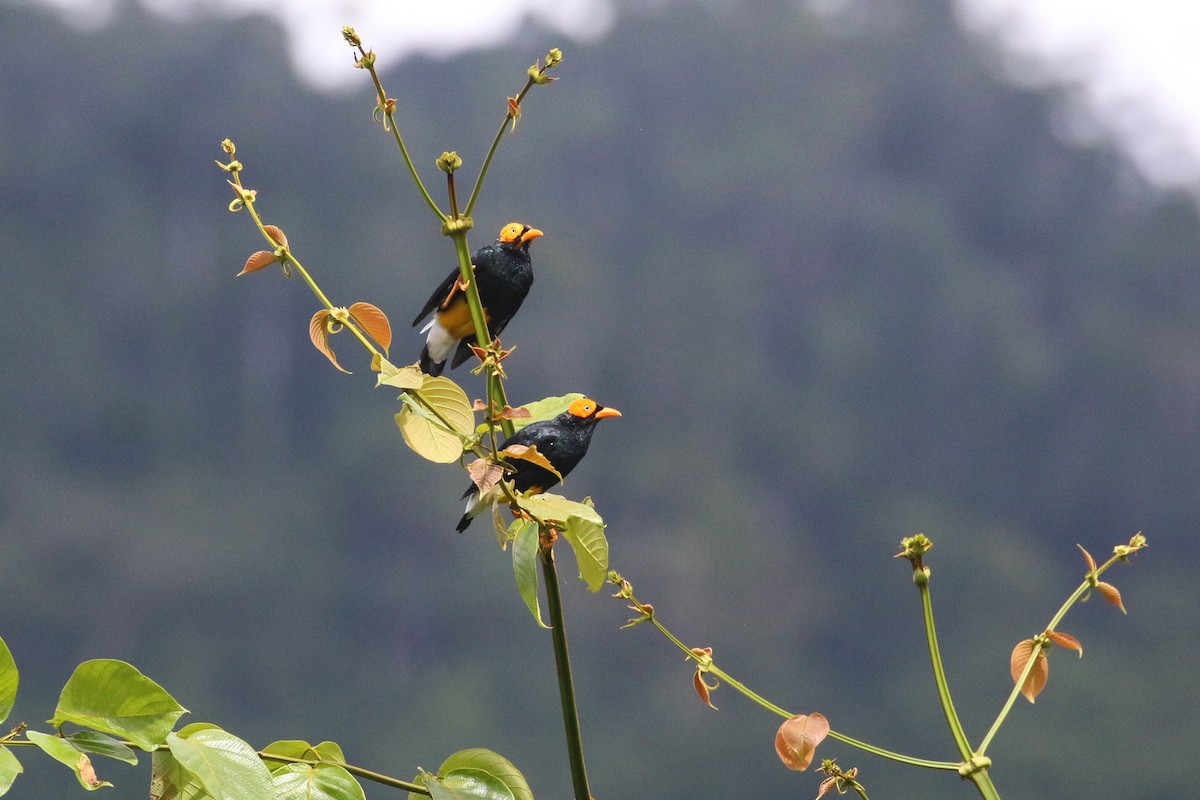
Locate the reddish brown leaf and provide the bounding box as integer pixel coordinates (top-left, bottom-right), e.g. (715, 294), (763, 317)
(1096, 581), (1126, 614)
(466, 457), (505, 494)
(309, 310), (350, 374)
(239, 250), (276, 276)
(498, 405), (532, 420)
(263, 224), (289, 248)
(1077, 543), (1097, 573)
(775, 713), (830, 771)
(692, 670), (717, 710)
(349, 301), (392, 353)
(77, 755), (102, 788)
(472, 399), (490, 411)
(1046, 629), (1083, 658)
(1010, 639), (1049, 703)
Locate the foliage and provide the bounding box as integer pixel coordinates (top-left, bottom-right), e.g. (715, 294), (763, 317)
(2, 3), (1180, 796)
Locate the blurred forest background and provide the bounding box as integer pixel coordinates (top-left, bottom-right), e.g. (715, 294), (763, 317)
(1, 0), (1197, 797)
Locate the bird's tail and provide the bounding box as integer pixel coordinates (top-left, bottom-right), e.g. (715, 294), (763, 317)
(419, 345), (446, 377)
(456, 487), (480, 532)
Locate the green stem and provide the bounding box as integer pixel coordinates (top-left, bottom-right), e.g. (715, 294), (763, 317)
(355, 46), (446, 223)
(916, 570), (974, 760)
(645, 615), (958, 771)
(464, 79), (536, 218)
(976, 577), (1089, 756)
(540, 542), (593, 800)
(976, 548), (1133, 756)
(967, 767), (1003, 800)
(447, 230), (515, 439)
(260, 752), (430, 794)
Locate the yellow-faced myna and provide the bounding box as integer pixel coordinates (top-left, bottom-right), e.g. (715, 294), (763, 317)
(457, 397), (621, 532)
(413, 222), (543, 376)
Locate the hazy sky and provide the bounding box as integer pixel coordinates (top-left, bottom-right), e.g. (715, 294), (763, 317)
(15, 0), (1200, 190)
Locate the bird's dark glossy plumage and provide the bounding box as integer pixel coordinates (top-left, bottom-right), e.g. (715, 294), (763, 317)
(413, 222), (542, 376)
(457, 398), (621, 532)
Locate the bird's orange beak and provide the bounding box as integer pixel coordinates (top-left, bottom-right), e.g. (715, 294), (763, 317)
(595, 407), (621, 419)
(521, 228), (544, 245)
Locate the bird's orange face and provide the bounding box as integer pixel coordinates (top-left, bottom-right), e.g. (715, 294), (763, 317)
(498, 222), (544, 248)
(568, 398), (621, 420)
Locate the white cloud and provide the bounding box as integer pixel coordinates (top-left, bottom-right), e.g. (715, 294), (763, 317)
(958, 0), (1200, 189)
(18, 0), (614, 90)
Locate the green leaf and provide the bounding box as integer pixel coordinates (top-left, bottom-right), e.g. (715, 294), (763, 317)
(479, 393), (583, 436)
(260, 739), (314, 770)
(68, 730), (139, 765)
(0, 635), (17, 725)
(516, 493), (608, 591)
(432, 769), (514, 800)
(559, 515), (609, 592)
(151, 747), (210, 800)
(272, 762), (366, 800)
(166, 725), (274, 800)
(439, 749), (532, 800)
(0, 746), (22, 796)
(518, 492), (603, 526)
(27, 730), (112, 790)
(396, 378), (475, 463)
(312, 741), (346, 763)
(377, 358), (425, 391)
(511, 520), (548, 628)
(50, 659), (187, 749)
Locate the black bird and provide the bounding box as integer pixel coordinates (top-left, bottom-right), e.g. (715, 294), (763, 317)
(457, 397), (621, 532)
(413, 222), (543, 376)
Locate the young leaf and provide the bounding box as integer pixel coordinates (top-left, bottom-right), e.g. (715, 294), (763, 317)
(26, 730), (111, 790)
(0, 747), (22, 796)
(511, 520), (548, 628)
(1046, 629), (1084, 658)
(775, 713), (830, 771)
(436, 749), (533, 800)
(377, 359), (424, 390)
(1010, 639), (1049, 703)
(1077, 543), (1097, 573)
(693, 670), (717, 710)
(348, 302), (392, 353)
(262, 224), (289, 248)
(310, 310), (350, 373)
(467, 458), (505, 494)
(167, 724), (274, 800)
(50, 659), (187, 749)
(272, 762), (366, 800)
(501, 444), (561, 482)
(0, 634), (17, 725)
(395, 378), (475, 463)
(1096, 581), (1126, 613)
(239, 250), (276, 276)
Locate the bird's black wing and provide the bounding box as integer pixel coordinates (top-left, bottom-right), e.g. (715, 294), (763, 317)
(412, 267), (461, 327)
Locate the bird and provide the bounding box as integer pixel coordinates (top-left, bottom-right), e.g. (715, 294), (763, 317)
(457, 397), (621, 532)
(412, 222), (543, 376)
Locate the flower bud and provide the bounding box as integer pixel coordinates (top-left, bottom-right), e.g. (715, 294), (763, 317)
(436, 151), (463, 173)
